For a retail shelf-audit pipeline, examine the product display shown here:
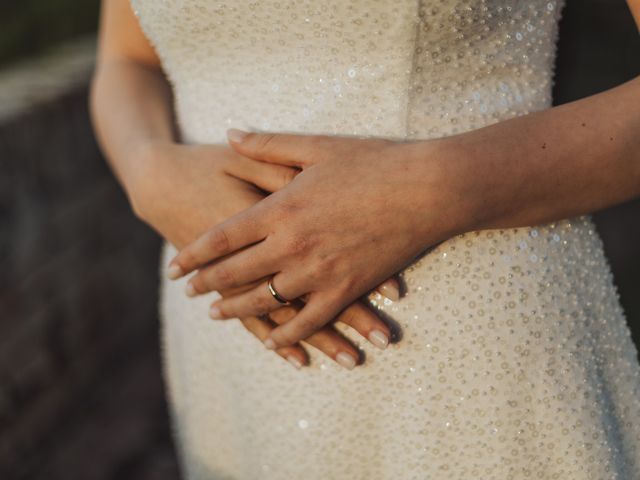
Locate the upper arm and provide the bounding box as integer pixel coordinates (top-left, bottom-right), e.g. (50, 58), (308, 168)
(95, 0), (160, 68)
(628, 0), (640, 29)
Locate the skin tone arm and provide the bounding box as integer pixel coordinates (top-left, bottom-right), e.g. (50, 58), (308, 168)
(89, 0), (399, 370)
(89, 0), (174, 202)
(631, 0), (640, 25)
(169, 3), (640, 350)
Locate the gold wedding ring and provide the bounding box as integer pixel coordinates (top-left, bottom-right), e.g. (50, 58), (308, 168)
(267, 278), (290, 305)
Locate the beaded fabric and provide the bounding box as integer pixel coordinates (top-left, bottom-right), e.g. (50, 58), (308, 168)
(130, 1), (640, 478)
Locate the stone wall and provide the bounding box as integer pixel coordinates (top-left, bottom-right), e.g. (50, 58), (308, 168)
(0, 38), (177, 480)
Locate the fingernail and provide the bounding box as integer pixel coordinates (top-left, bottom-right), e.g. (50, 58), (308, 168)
(379, 282), (400, 302)
(209, 305), (222, 319)
(227, 128), (248, 143)
(287, 356), (303, 370)
(368, 329), (389, 350)
(185, 283), (197, 297)
(336, 352), (356, 370)
(167, 263), (183, 280)
(264, 337), (276, 350)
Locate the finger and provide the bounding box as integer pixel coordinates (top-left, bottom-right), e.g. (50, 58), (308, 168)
(167, 208), (267, 279)
(374, 277), (400, 301)
(239, 315), (307, 369)
(225, 154), (300, 192)
(335, 301), (390, 350)
(265, 304), (300, 324)
(217, 278), (263, 299)
(266, 292), (346, 351)
(269, 305), (361, 369)
(227, 128), (323, 168)
(208, 274), (307, 320)
(186, 240), (279, 296)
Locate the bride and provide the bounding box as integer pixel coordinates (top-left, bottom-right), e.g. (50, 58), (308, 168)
(90, 0), (640, 478)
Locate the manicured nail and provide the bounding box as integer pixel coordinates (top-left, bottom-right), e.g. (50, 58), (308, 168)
(185, 283), (197, 297)
(368, 329), (389, 350)
(227, 128), (248, 143)
(167, 263), (183, 280)
(379, 281), (400, 301)
(336, 352), (356, 370)
(264, 337), (276, 350)
(209, 305), (222, 319)
(287, 356), (303, 370)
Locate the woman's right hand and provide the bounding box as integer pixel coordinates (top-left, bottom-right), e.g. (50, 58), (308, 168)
(129, 141), (396, 369)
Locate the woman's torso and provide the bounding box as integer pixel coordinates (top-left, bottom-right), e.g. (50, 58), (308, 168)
(131, 0), (562, 143)
(131, 1), (640, 478)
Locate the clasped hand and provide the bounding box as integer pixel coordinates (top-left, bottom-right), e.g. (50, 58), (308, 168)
(168, 128), (475, 353)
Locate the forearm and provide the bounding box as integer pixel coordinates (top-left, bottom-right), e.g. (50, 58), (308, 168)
(89, 59), (176, 205)
(413, 75), (640, 232)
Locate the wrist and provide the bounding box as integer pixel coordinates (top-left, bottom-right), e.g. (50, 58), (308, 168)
(124, 139), (178, 221)
(396, 136), (502, 239)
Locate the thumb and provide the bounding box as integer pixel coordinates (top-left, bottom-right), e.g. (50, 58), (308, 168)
(227, 128), (313, 168)
(226, 155), (300, 193)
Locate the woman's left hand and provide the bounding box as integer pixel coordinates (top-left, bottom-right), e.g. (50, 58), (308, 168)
(167, 129), (479, 349)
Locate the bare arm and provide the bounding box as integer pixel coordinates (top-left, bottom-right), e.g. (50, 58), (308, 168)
(89, 0), (175, 215)
(405, 1), (640, 231)
(416, 1), (640, 230)
(629, 0), (640, 26)
(421, 75), (640, 233)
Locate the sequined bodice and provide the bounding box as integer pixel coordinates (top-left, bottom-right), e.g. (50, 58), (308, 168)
(134, 2), (640, 479)
(131, 0), (564, 144)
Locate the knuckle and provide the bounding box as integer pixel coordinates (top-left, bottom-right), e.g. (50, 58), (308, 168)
(216, 304), (229, 318)
(190, 275), (204, 293)
(337, 306), (358, 326)
(314, 254), (339, 278)
(287, 234), (309, 255)
(278, 329), (300, 347)
(322, 256), (338, 274)
(250, 294), (272, 313)
(281, 168), (297, 186)
(256, 133), (277, 152)
(208, 228), (230, 254)
(274, 201), (300, 222)
(337, 276), (359, 296)
(214, 266), (235, 287)
(180, 249), (198, 270)
(299, 315), (322, 333)
(269, 307), (296, 325)
(318, 336), (341, 357)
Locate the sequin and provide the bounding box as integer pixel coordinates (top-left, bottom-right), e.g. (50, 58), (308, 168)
(131, 0), (640, 478)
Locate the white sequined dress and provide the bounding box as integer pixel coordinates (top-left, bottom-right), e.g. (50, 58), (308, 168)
(130, 1), (640, 478)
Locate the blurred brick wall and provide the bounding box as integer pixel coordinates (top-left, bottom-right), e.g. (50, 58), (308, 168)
(0, 39), (177, 479)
